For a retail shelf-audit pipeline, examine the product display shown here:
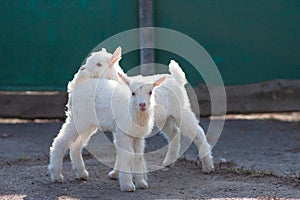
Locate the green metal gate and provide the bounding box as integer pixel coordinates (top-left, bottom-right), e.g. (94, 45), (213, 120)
(0, 0), (299, 90)
(153, 0), (300, 85)
(0, 0), (138, 90)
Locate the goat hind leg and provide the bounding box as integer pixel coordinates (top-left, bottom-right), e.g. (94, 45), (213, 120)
(69, 137), (89, 180)
(48, 118), (78, 182)
(162, 117), (181, 167)
(108, 154), (120, 179)
(180, 110), (214, 173)
(194, 125), (214, 173)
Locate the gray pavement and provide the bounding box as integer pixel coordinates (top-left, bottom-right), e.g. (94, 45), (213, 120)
(0, 114), (299, 178)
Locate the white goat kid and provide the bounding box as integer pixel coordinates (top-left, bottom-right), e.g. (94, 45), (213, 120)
(115, 73), (166, 191)
(109, 61), (214, 179)
(48, 48), (165, 191)
(65, 46), (213, 173)
(94, 48), (214, 174)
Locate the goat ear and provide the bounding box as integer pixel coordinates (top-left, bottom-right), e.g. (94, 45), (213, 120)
(80, 64), (87, 71)
(153, 76), (166, 88)
(101, 48), (107, 53)
(117, 72), (130, 86)
(109, 46), (122, 66)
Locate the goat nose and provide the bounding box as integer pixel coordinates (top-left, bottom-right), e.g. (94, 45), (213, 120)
(139, 103), (146, 108)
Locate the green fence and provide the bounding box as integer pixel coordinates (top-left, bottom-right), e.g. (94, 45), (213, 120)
(154, 0), (300, 85)
(0, 0), (139, 90)
(0, 0), (299, 90)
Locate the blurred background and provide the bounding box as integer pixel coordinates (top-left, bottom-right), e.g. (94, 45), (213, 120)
(0, 0), (299, 118)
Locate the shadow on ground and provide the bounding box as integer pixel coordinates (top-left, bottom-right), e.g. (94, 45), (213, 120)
(0, 115), (299, 199)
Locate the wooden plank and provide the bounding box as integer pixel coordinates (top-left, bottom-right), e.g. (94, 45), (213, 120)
(0, 80), (299, 118)
(194, 79), (300, 116)
(0, 92), (67, 119)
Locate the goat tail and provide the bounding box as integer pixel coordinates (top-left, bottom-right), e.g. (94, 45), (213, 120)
(169, 60), (187, 86)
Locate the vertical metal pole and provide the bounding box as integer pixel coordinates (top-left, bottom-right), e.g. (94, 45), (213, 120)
(139, 0), (155, 75)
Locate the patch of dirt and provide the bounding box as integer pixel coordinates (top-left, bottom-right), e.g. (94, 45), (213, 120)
(1, 156), (299, 200)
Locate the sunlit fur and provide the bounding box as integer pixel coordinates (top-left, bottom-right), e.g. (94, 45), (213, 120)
(48, 48), (164, 191)
(74, 47), (214, 174)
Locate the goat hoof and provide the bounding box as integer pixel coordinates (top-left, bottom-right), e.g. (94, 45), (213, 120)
(48, 165), (64, 182)
(200, 155), (214, 174)
(135, 179), (148, 189)
(120, 182), (136, 192)
(76, 170), (89, 181)
(143, 173), (148, 181)
(108, 170), (119, 180)
(202, 165), (214, 174)
(162, 159), (176, 168)
(201, 160), (214, 174)
(51, 174), (64, 183)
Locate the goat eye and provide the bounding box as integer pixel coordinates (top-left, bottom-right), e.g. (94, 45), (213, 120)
(149, 91), (152, 95)
(132, 92), (136, 96)
(96, 63), (102, 67)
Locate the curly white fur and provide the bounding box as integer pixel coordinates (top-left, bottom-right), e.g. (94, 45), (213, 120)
(48, 48), (164, 191)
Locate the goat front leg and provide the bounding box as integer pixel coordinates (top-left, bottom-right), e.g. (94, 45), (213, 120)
(132, 137), (148, 189)
(108, 133), (120, 180)
(115, 131), (135, 192)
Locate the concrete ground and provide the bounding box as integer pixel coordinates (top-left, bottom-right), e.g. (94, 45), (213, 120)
(0, 113), (300, 199)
